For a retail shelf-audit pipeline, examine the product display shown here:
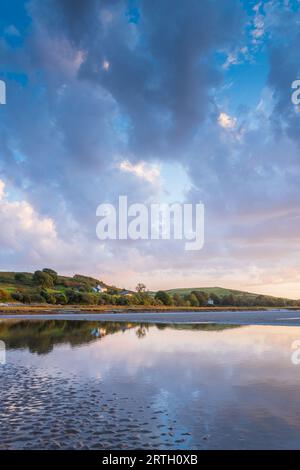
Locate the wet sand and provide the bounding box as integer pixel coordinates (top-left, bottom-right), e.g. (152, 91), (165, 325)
(2, 323), (300, 449)
(0, 364), (190, 450)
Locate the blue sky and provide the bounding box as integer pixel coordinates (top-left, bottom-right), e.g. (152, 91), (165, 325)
(1, 0), (300, 297)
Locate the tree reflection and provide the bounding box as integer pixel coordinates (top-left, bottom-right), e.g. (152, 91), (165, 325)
(0, 320), (241, 354)
(135, 324), (149, 339)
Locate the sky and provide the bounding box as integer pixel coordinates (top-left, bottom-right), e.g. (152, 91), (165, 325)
(1, 0), (300, 298)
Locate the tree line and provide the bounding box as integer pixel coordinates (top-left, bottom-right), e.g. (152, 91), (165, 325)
(0, 269), (298, 307)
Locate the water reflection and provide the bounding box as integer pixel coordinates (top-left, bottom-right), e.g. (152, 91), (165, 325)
(1, 320), (300, 449)
(0, 319), (239, 354)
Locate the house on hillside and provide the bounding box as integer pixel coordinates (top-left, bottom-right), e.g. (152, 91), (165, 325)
(92, 284), (107, 293)
(207, 298), (214, 306)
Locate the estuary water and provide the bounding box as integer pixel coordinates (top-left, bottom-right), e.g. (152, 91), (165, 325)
(1, 319), (300, 449)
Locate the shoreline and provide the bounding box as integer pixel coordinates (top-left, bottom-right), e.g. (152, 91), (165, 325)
(2, 303), (300, 317)
(1, 308), (300, 326)
(0, 304), (283, 316)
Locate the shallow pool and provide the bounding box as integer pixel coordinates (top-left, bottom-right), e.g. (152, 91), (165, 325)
(1, 320), (300, 449)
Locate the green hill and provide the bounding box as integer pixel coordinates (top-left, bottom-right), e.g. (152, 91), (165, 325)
(165, 286), (294, 304)
(0, 271), (110, 291)
(166, 286), (256, 297)
(0, 270), (118, 304)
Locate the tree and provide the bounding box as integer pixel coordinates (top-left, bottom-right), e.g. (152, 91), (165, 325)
(14, 273), (28, 283)
(33, 270), (54, 288)
(136, 283), (146, 293)
(116, 295), (131, 306)
(222, 294), (235, 306)
(22, 294), (32, 304)
(191, 290), (209, 306)
(188, 293), (199, 307)
(173, 293), (183, 306)
(42, 268), (58, 284)
(210, 293), (221, 305)
(155, 291), (173, 306)
(53, 292), (68, 305)
(65, 289), (80, 304)
(30, 292), (46, 304)
(12, 292), (23, 302)
(134, 283), (153, 305)
(107, 287), (119, 295)
(79, 292), (98, 304)
(40, 289), (56, 304)
(0, 289), (10, 302)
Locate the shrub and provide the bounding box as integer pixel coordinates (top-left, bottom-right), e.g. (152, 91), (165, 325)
(22, 294), (32, 304)
(14, 273), (29, 283)
(116, 296), (131, 306)
(0, 289), (11, 302)
(12, 292), (23, 302)
(30, 293), (46, 304)
(53, 293), (67, 305)
(155, 291), (173, 306)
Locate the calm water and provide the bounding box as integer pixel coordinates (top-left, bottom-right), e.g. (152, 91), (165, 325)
(1, 319), (300, 449)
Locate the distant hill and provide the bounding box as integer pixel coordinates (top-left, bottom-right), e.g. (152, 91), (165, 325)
(0, 270), (120, 304)
(165, 286), (293, 302)
(0, 271), (111, 291)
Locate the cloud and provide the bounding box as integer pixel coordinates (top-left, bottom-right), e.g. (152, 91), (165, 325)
(0, 179), (58, 254)
(118, 159), (160, 183)
(251, 2), (265, 44)
(1, 0), (300, 297)
(0, 178), (117, 275)
(218, 112), (237, 129)
(0, 0), (245, 232)
(102, 59), (110, 71)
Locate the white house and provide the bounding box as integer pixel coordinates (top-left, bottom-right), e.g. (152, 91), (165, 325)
(207, 298), (214, 306)
(92, 284), (107, 293)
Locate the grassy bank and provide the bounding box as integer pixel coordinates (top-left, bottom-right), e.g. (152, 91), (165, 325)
(1, 304), (297, 316)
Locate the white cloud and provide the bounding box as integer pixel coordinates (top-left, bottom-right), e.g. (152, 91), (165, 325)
(0, 179), (112, 272)
(218, 112), (237, 129)
(0, 180), (57, 252)
(102, 60), (110, 71)
(118, 159), (160, 183)
(223, 47), (249, 69)
(223, 51), (239, 69)
(251, 2), (265, 44)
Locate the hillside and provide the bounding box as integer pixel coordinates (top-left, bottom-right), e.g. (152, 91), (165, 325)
(166, 287), (271, 297)
(0, 271), (297, 307)
(0, 270), (121, 305)
(165, 286), (294, 304)
(0, 271), (110, 292)
(166, 286), (249, 296)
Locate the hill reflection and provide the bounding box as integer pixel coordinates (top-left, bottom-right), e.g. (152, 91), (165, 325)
(0, 320), (240, 355)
